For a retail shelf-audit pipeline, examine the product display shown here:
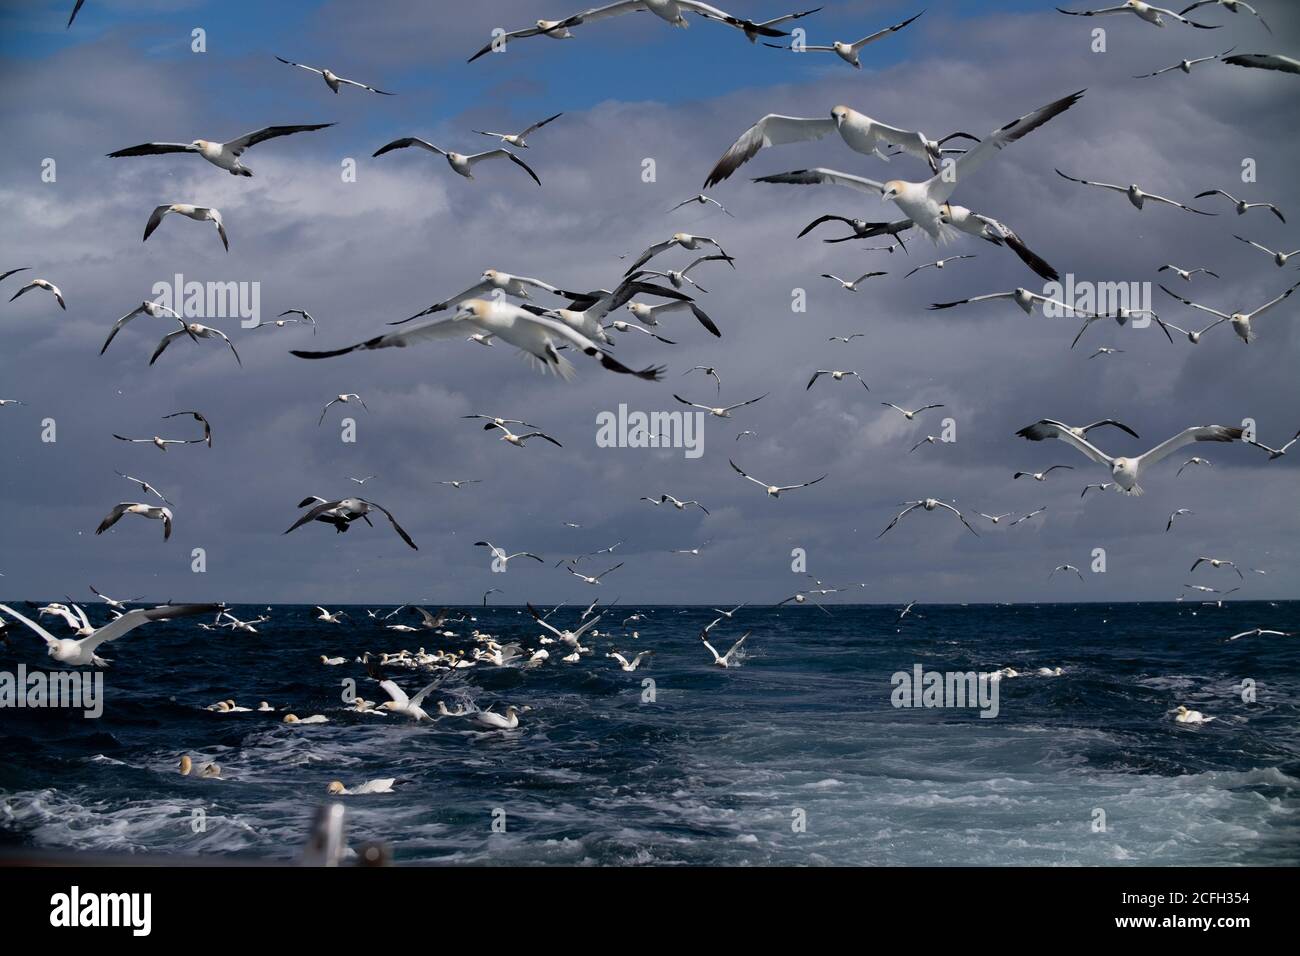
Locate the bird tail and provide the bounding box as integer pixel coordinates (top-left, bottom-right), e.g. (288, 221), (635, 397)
(1120, 483), (1143, 497)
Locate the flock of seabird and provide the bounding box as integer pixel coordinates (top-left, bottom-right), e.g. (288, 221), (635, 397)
(0, 0), (1294, 767)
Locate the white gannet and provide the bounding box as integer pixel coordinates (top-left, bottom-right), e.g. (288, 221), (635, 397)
(1225, 627), (1295, 642)
(1221, 53), (1299, 74)
(978, 512), (1014, 524)
(641, 494), (710, 514)
(1036, 667), (1065, 676)
(284, 497), (418, 550)
(89, 585), (141, 610)
(608, 650), (651, 671)
(566, 562), (623, 585)
(348, 475), (378, 485)
(113, 473), (169, 506)
(828, 333), (866, 343)
(754, 91), (1084, 242)
(763, 11), (921, 69)
(819, 271), (885, 292)
(1133, 46), (1235, 77)
(1158, 278), (1300, 343)
(623, 233), (732, 277)
(9, 278), (66, 310)
(909, 435), (939, 453)
(399, 270), (571, 322)
(807, 369), (868, 389)
(1015, 420), (1244, 495)
(1233, 234), (1299, 267)
(318, 393), (367, 426)
(1010, 507), (1047, 525)
(277, 308), (317, 332)
(1173, 705), (1215, 724)
(112, 432), (203, 452)
(668, 193), (733, 217)
(315, 608), (348, 624)
(100, 300), (181, 354)
(1049, 564), (1085, 582)
(1190, 556), (1243, 578)
(930, 287), (1097, 319)
(881, 402), (944, 421)
(1013, 465), (1074, 482)
(294, 299), (662, 382)
(527, 603), (602, 646)
(107, 124), (334, 176)
(160, 410), (212, 447)
(476, 541), (544, 569)
(274, 56), (394, 95)
(1082, 482), (1115, 497)
(485, 423), (564, 448)
(472, 704), (521, 730)
(1247, 428), (1299, 460)
(1180, 0), (1269, 30)
(1056, 2), (1221, 28)
(1056, 169), (1214, 214)
(39, 603), (93, 636)
(327, 779), (397, 796)
(1158, 264), (1219, 281)
(150, 317), (242, 367)
(473, 112), (563, 148)
(467, 20), (579, 63)
(632, 254), (733, 292)
(1178, 457), (1212, 476)
(143, 204), (228, 251)
(624, 298), (721, 337)
(903, 255), (976, 279)
(283, 713), (330, 724)
(878, 499), (979, 537)
(178, 755), (222, 778)
(702, 629), (749, 667)
(674, 393), (764, 419)
(95, 502), (174, 540)
(1194, 190), (1283, 220)
(372, 138), (540, 185)
(1167, 508), (1193, 531)
(729, 459), (826, 498)
(0, 602), (218, 666)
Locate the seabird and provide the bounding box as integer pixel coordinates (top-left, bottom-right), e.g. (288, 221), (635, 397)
(1081, 482), (1114, 496)
(143, 205), (228, 251)
(1133, 46), (1235, 76)
(9, 279), (66, 310)
(327, 779), (398, 795)
(379, 677), (448, 721)
(930, 288), (1095, 317)
(881, 402), (943, 421)
(473, 112), (563, 148)
(754, 91), (1084, 242)
(437, 479), (481, 488)
(274, 56), (394, 95)
(675, 393), (764, 418)
(1181, 1), (1270, 32)
(701, 629), (749, 667)
(1177, 456), (1213, 476)
(315, 607), (348, 623)
(112, 432), (204, 452)
(631, 253), (734, 291)
(67, 0), (85, 28)
(641, 494), (710, 514)
(285, 497), (418, 549)
(0, 602), (217, 667)
(1158, 278), (1300, 343)
(1194, 190), (1284, 221)
(1088, 347), (1123, 358)
(904, 255), (976, 279)
(1015, 420), (1244, 495)
(107, 124), (335, 177)
(1247, 428), (1299, 460)
(1167, 508), (1193, 531)
(807, 369), (868, 389)
(1056, 170), (1214, 214)
(1050, 564), (1086, 582)
(372, 138), (540, 185)
(319, 393), (367, 426)
(820, 271), (885, 292)
(879, 498), (979, 537)
(1010, 507), (1047, 525)
(624, 298), (721, 337)
(828, 333), (865, 343)
(909, 435), (940, 453)
(1221, 53), (1299, 74)
(94, 503), (174, 541)
(485, 422), (563, 447)
(467, 20), (579, 63)
(732, 6), (823, 42)
(472, 705), (520, 730)
(730, 459), (826, 498)
(1056, 2), (1220, 28)
(1173, 705), (1215, 724)
(567, 562), (623, 585)
(476, 541), (544, 568)
(603, 320), (676, 344)
(1225, 627), (1295, 642)
(624, 233), (732, 276)
(100, 300), (181, 355)
(294, 299), (662, 381)
(160, 410), (211, 447)
(151, 317), (241, 366)
(668, 193), (733, 217)
(1158, 264), (1219, 281)
(607, 650), (652, 671)
(89, 585), (141, 610)
(762, 11), (922, 69)
(1190, 556), (1243, 578)
(1232, 234), (1298, 266)
(0, 399), (26, 407)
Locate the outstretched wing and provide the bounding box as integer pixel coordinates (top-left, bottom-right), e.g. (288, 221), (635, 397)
(704, 115), (837, 187)
(1015, 419), (1114, 467)
(1136, 426), (1243, 470)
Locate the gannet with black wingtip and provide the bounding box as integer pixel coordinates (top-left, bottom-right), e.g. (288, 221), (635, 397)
(114, 471), (171, 505)
(820, 271), (885, 292)
(881, 402), (944, 421)
(763, 11), (922, 69)
(107, 123), (334, 176)
(1177, 457), (1212, 476)
(623, 233), (732, 277)
(399, 270), (572, 323)
(632, 254), (734, 292)
(274, 56), (394, 95)
(878, 499), (979, 537)
(1159, 278), (1300, 343)
(1167, 508), (1193, 531)
(527, 603), (603, 647)
(730, 459), (826, 498)
(753, 91), (1084, 242)
(1016, 420), (1244, 495)
(1221, 53), (1299, 74)
(1049, 564), (1085, 582)
(95, 502), (174, 540)
(1057, 2), (1221, 27)
(162, 410), (211, 447)
(607, 650), (652, 671)
(930, 288), (1095, 317)
(327, 779), (397, 796)
(1233, 234), (1298, 267)
(641, 494), (710, 514)
(1180, 0), (1270, 31)
(472, 704), (521, 730)
(567, 562), (623, 585)
(1056, 169), (1214, 214)
(143, 204), (228, 251)
(1226, 627), (1295, 642)
(150, 316), (241, 367)
(315, 607), (348, 624)
(9, 279), (66, 310)
(474, 113), (563, 148)
(372, 138), (541, 185)
(379, 676), (448, 722)
(1194, 190), (1283, 221)
(1081, 482), (1114, 496)
(100, 300), (181, 355)
(1247, 428), (1299, 460)
(701, 630), (749, 667)
(318, 393), (367, 426)
(294, 299), (662, 382)
(1190, 556), (1243, 578)
(178, 755), (222, 778)
(624, 298), (721, 337)
(807, 369), (868, 389)
(675, 393), (764, 418)
(1158, 264), (1219, 281)
(285, 498), (418, 550)
(1133, 46), (1235, 76)
(475, 541), (544, 569)
(904, 255), (976, 279)
(89, 585), (141, 611)
(979, 512), (1014, 524)
(0, 602), (219, 666)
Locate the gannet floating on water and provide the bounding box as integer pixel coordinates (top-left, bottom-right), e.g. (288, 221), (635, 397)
(472, 705), (520, 730)
(878, 499), (979, 537)
(1016, 420), (1244, 495)
(283, 713), (330, 724)
(143, 204), (228, 251)
(294, 299), (663, 382)
(1057, 2), (1220, 28)
(373, 138), (540, 185)
(730, 459), (826, 498)
(274, 56), (394, 95)
(9, 279), (66, 310)
(95, 502), (174, 540)
(178, 755), (222, 778)
(108, 123), (334, 176)
(327, 779), (397, 795)
(1233, 235), (1298, 267)
(474, 113), (562, 148)
(1173, 705), (1215, 724)
(0, 602), (218, 666)
(1158, 278), (1300, 343)
(754, 91), (1083, 242)
(762, 11), (922, 69)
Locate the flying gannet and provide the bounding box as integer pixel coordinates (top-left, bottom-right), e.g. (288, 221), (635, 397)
(108, 124), (335, 176)
(0, 602), (219, 666)
(274, 56), (395, 95)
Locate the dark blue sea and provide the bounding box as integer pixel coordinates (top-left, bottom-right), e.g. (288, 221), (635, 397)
(2, 602), (1297, 865)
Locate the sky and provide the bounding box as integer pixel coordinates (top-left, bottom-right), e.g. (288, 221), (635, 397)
(0, 0), (1297, 606)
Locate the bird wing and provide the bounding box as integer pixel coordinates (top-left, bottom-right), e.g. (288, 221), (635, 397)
(704, 115), (837, 187)
(82, 603), (222, 651)
(1136, 426), (1243, 470)
(363, 500), (419, 550)
(142, 205), (171, 242)
(466, 149), (542, 186)
(275, 56), (325, 75)
(521, 112), (563, 137)
(100, 303), (150, 355)
(1080, 419), (1140, 440)
(850, 11), (923, 50)
(148, 329), (187, 366)
(623, 239), (678, 276)
(934, 501), (979, 535)
(336, 76), (395, 95)
(1157, 284), (1230, 320)
(292, 318), (463, 359)
(753, 167), (885, 196)
(225, 124), (335, 153)
(0, 603), (61, 649)
(1246, 278), (1300, 320)
(1015, 420), (1114, 467)
(106, 142), (195, 158)
(380, 679), (410, 707)
(372, 137), (447, 158)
